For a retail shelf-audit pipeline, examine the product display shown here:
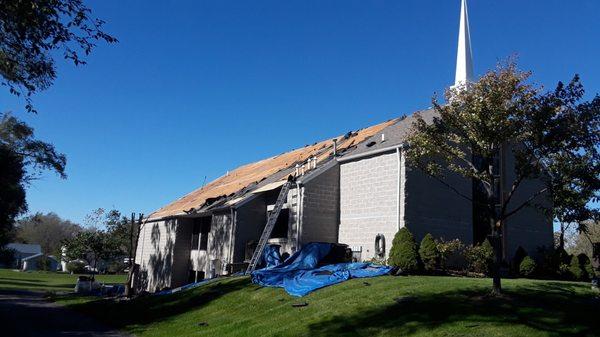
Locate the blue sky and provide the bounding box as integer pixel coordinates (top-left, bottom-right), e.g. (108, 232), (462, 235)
(2, 0), (599, 224)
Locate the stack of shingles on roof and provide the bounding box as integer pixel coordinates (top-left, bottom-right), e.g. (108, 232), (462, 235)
(148, 119), (398, 220)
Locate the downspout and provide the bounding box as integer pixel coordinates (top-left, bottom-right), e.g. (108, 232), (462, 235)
(396, 147), (401, 230)
(228, 208), (236, 270)
(295, 180), (302, 252)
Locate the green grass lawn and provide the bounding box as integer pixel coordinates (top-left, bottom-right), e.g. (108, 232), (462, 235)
(59, 275), (600, 337)
(0, 268), (126, 293)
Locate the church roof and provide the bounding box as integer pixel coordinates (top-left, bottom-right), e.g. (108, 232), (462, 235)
(341, 109), (436, 158)
(148, 118), (397, 220)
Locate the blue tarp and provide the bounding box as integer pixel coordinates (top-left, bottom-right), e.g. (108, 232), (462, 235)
(262, 244), (283, 268)
(251, 242), (393, 297)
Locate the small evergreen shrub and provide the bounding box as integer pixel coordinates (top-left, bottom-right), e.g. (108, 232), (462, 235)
(66, 260), (86, 274)
(419, 233), (439, 272)
(435, 238), (464, 271)
(464, 239), (494, 275)
(569, 255), (584, 280)
(388, 228), (419, 272)
(519, 256), (536, 277)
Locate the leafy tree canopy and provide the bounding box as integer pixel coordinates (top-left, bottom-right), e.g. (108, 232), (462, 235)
(0, 113), (66, 245)
(0, 0), (117, 112)
(15, 212), (81, 255)
(406, 60), (600, 293)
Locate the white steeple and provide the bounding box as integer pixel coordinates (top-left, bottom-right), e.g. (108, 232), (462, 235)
(453, 0), (474, 88)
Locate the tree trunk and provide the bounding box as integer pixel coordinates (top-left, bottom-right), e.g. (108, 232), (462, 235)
(489, 231), (502, 295)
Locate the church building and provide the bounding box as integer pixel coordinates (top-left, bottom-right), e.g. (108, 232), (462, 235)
(134, 0), (553, 292)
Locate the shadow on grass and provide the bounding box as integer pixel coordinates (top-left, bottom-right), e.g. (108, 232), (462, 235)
(0, 277), (44, 283)
(0, 280), (75, 290)
(307, 281), (600, 337)
(66, 277), (252, 332)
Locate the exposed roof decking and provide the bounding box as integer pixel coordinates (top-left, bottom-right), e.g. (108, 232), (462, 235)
(148, 119), (397, 220)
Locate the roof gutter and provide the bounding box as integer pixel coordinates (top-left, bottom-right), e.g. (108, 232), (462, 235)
(336, 143), (406, 163)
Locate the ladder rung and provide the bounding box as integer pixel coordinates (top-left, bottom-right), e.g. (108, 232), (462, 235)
(246, 181), (292, 274)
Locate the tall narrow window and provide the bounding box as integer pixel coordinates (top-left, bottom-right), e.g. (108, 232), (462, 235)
(191, 222), (200, 250)
(270, 208), (289, 239)
(199, 220), (211, 251)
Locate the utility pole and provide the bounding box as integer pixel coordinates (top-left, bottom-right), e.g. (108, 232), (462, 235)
(124, 212), (143, 297)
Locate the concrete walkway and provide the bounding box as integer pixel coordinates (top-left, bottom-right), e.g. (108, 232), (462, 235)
(0, 290), (132, 337)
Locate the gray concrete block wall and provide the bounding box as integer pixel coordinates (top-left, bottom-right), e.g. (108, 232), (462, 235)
(339, 152), (400, 260)
(285, 187), (300, 254)
(301, 164), (340, 244)
(404, 167), (473, 245)
(502, 149), (553, 260)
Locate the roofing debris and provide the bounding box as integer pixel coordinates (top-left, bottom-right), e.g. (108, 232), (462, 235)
(148, 118), (397, 220)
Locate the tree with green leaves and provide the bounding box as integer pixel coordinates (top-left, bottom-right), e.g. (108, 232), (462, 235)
(549, 154), (600, 251)
(63, 229), (119, 280)
(0, 113), (66, 246)
(406, 61), (600, 294)
(1, 1), (115, 244)
(1, 0), (117, 112)
(16, 212), (81, 255)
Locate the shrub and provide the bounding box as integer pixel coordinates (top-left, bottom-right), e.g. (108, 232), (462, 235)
(435, 238), (464, 271)
(66, 260), (86, 274)
(37, 256), (52, 271)
(107, 261), (126, 274)
(569, 255), (584, 280)
(419, 233), (439, 272)
(577, 254), (595, 280)
(388, 227), (419, 272)
(584, 260), (596, 279)
(464, 240), (494, 275)
(519, 256), (536, 277)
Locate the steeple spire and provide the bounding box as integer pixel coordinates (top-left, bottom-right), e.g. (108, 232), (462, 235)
(453, 0), (474, 88)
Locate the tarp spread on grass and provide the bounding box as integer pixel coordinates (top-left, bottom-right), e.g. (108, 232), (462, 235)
(251, 242), (393, 297)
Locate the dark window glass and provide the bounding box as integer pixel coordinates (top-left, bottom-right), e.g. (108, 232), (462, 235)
(270, 208), (289, 238)
(191, 222), (200, 250)
(199, 221), (211, 251)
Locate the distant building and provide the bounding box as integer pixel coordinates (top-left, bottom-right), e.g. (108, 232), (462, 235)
(21, 253), (60, 271)
(5, 243), (42, 269)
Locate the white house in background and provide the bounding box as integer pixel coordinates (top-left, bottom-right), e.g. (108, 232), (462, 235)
(21, 253), (60, 271)
(133, 0), (553, 293)
(5, 243), (42, 269)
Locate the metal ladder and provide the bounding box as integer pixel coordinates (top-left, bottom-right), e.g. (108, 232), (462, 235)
(246, 180), (293, 274)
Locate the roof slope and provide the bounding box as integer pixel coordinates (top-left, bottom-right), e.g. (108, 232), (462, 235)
(343, 109), (436, 157)
(6, 243), (42, 255)
(149, 119), (397, 220)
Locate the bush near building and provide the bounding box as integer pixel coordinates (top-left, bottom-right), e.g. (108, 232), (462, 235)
(66, 260), (86, 274)
(419, 233), (439, 272)
(464, 240), (494, 275)
(388, 228), (419, 273)
(519, 256), (537, 277)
